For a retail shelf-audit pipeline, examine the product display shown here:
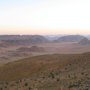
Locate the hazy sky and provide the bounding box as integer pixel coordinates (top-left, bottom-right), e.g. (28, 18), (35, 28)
(0, 0), (90, 35)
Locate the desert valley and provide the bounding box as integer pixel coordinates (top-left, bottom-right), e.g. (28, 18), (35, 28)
(0, 35), (90, 90)
(0, 0), (90, 89)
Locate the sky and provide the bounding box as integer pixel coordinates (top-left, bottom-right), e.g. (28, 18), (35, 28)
(0, 0), (90, 35)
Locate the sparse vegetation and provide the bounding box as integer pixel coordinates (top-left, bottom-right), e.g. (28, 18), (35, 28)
(0, 53), (89, 90)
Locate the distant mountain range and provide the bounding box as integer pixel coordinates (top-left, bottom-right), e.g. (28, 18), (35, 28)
(0, 35), (90, 46)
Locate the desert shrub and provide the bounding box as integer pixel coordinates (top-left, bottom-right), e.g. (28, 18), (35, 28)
(25, 82), (28, 87)
(55, 72), (59, 75)
(4, 86), (7, 89)
(68, 83), (80, 89)
(56, 78), (60, 82)
(16, 81), (19, 84)
(5, 82), (8, 85)
(28, 87), (32, 90)
(68, 74), (71, 78)
(49, 72), (55, 79)
(85, 88), (89, 90)
(42, 76), (45, 79)
(0, 88), (3, 90)
(81, 72), (84, 75)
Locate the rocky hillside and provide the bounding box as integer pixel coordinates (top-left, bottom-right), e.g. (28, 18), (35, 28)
(0, 53), (90, 90)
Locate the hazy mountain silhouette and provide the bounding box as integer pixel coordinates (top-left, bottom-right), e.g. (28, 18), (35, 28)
(55, 35), (85, 42)
(0, 35), (49, 45)
(79, 38), (90, 45)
